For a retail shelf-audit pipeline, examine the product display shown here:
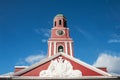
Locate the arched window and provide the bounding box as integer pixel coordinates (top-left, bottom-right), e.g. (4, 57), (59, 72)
(59, 20), (61, 25)
(58, 46), (63, 52)
(64, 21), (67, 27)
(54, 21), (56, 26)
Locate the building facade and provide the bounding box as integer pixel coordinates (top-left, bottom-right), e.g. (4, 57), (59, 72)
(0, 14), (119, 80)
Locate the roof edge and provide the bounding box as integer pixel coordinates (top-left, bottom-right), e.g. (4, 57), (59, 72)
(14, 53), (112, 76)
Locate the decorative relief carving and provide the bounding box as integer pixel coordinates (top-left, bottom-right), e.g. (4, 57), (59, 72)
(39, 57), (82, 77)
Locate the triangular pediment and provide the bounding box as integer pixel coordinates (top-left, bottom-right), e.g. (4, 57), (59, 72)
(14, 53), (111, 77)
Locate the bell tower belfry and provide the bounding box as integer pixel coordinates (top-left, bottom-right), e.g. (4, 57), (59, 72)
(48, 14), (74, 57)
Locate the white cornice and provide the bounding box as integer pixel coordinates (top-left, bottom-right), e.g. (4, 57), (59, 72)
(61, 53), (112, 76)
(48, 38), (73, 41)
(51, 27), (69, 30)
(14, 53), (111, 76)
(13, 53), (61, 76)
(12, 76), (119, 79)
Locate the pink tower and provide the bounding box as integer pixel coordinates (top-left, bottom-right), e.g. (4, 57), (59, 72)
(48, 14), (74, 57)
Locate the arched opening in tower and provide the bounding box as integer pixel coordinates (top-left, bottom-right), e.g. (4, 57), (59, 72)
(54, 21), (56, 26)
(58, 46), (64, 52)
(59, 20), (61, 25)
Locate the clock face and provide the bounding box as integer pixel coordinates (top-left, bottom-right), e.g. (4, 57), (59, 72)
(57, 30), (64, 36)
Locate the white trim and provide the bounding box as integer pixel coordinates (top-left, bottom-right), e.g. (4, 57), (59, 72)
(51, 27), (69, 30)
(54, 42), (56, 55)
(65, 42), (68, 54)
(12, 76), (118, 79)
(61, 53), (112, 76)
(69, 41), (73, 57)
(48, 42), (52, 57)
(14, 66), (28, 68)
(48, 38), (73, 41)
(0, 76), (11, 78)
(14, 53), (111, 76)
(14, 54), (61, 76)
(48, 41), (73, 43)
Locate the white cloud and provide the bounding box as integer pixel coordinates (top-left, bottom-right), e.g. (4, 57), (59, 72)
(41, 39), (47, 43)
(108, 25), (120, 43)
(25, 54), (45, 65)
(108, 39), (120, 43)
(16, 58), (26, 65)
(35, 28), (50, 37)
(44, 33), (50, 37)
(34, 28), (41, 34)
(34, 28), (50, 43)
(93, 53), (120, 75)
(111, 34), (120, 38)
(16, 51), (46, 65)
(77, 28), (93, 40)
(40, 28), (50, 37)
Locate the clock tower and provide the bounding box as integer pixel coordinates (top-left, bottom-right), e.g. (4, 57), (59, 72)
(48, 14), (74, 57)
(10, 14), (112, 79)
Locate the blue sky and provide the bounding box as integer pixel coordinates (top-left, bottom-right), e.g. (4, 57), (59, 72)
(0, 0), (120, 75)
